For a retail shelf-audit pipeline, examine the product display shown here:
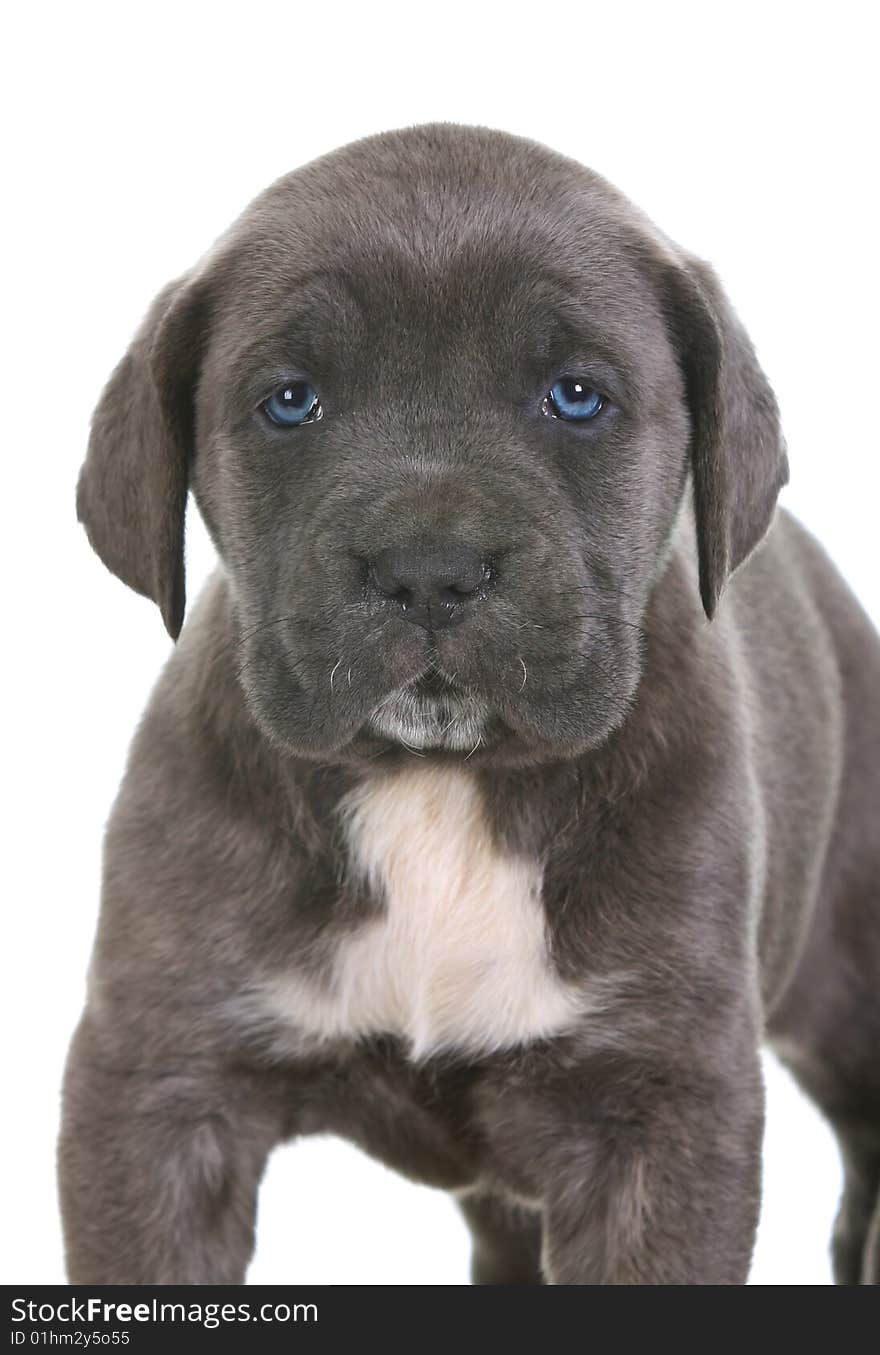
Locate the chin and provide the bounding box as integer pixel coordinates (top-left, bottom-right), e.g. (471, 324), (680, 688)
(368, 673), (489, 755)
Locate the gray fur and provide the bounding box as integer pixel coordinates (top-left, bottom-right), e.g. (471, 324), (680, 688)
(61, 124), (880, 1285)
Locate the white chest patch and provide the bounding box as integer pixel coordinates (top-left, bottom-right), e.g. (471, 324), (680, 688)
(261, 766), (586, 1061)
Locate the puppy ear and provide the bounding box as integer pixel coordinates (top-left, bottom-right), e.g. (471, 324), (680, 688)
(660, 254), (789, 618)
(76, 275), (208, 638)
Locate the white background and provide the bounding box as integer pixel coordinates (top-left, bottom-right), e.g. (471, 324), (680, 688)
(3, 0), (877, 1286)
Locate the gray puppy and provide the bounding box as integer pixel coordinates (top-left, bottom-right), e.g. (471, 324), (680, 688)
(62, 124), (880, 1285)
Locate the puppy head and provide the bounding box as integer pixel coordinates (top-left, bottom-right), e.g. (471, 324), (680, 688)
(77, 125), (787, 766)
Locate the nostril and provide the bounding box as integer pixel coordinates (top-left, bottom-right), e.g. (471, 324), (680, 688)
(448, 560), (493, 598)
(445, 564), (491, 599)
(476, 561), (495, 591)
(368, 555), (408, 602)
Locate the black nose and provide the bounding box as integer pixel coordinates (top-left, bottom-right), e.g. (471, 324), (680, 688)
(369, 543), (492, 629)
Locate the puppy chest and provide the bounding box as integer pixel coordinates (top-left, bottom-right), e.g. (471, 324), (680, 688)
(268, 767), (582, 1059)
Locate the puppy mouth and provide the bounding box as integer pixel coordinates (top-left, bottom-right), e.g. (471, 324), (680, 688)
(368, 671), (489, 753)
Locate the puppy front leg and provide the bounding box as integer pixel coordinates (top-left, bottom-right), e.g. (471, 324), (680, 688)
(540, 1058), (764, 1285)
(485, 1041), (765, 1286)
(59, 1014), (286, 1285)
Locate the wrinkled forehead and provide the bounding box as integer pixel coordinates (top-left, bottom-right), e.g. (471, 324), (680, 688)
(206, 167), (672, 404)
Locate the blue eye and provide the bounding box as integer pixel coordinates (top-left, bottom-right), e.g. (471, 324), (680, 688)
(544, 378), (605, 422)
(262, 381), (323, 427)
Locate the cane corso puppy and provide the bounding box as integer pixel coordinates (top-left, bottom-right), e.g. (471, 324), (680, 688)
(61, 123), (880, 1285)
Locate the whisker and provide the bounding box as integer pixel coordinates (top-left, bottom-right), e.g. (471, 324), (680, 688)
(225, 612), (301, 657)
